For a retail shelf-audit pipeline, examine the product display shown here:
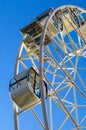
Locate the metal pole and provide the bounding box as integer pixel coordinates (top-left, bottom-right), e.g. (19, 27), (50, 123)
(39, 30), (49, 130)
(39, 8), (56, 130)
(13, 103), (19, 130)
(13, 42), (23, 130)
(50, 97), (53, 130)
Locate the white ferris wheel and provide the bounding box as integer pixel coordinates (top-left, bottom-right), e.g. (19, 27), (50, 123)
(9, 5), (86, 130)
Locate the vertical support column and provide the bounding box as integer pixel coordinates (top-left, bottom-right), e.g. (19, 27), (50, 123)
(39, 35), (49, 130)
(50, 97), (53, 130)
(14, 43), (23, 130)
(13, 103), (19, 130)
(39, 9), (54, 130)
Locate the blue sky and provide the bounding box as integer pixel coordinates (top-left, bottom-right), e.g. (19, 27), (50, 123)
(0, 0), (86, 130)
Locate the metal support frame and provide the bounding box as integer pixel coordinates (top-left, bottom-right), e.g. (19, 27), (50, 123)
(11, 5), (86, 130)
(39, 5), (86, 130)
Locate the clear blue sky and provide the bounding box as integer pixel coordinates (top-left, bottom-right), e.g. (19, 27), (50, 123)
(0, 0), (86, 130)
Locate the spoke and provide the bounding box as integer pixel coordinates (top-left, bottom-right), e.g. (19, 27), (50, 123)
(58, 107), (75, 130)
(45, 75), (79, 128)
(31, 109), (45, 129)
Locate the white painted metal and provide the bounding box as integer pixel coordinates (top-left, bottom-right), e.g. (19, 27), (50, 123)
(10, 5), (86, 130)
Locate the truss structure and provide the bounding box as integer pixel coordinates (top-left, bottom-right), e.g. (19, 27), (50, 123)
(10, 5), (86, 130)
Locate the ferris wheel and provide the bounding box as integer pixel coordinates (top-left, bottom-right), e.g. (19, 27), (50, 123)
(9, 5), (86, 130)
